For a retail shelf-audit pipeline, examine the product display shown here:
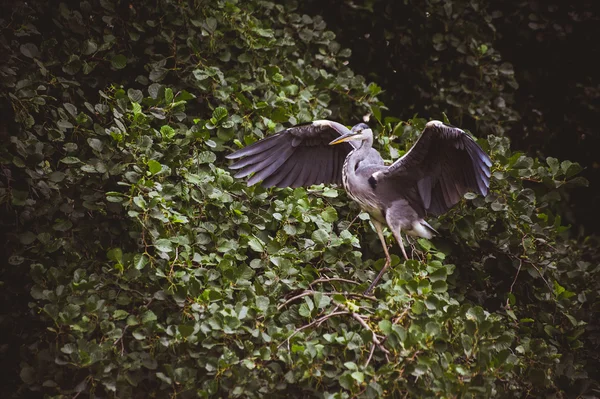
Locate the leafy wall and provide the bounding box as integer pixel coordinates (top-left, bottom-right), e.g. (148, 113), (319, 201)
(1, 0), (598, 398)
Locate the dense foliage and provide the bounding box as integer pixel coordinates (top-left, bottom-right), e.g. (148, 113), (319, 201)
(299, 0), (600, 234)
(1, 0), (598, 398)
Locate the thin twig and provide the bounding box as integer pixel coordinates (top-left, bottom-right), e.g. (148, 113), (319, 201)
(506, 257), (523, 309)
(278, 291), (314, 310)
(114, 325), (130, 356)
(364, 343), (376, 368)
(277, 311), (349, 349)
(527, 261), (553, 292)
(393, 308), (410, 325)
(346, 213), (362, 230)
(278, 290), (376, 310)
(309, 277), (360, 288)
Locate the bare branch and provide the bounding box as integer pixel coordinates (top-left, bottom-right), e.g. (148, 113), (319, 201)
(350, 312), (390, 355)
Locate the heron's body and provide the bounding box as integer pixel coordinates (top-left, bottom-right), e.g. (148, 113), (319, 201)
(227, 119), (492, 293)
(342, 141), (435, 239)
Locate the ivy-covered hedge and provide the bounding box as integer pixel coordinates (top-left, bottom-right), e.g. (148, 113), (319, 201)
(1, 0), (598, 398)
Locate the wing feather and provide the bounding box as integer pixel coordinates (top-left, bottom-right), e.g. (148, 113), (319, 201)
(263, 157), (297, 187)
(227, 120), (355, 188)
(372, 120), (491, 216)
(246, 145), (296, 186)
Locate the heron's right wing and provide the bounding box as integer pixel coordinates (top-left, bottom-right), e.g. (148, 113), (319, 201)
(371, 121), (491, 216)
(226, 120), (356, 188)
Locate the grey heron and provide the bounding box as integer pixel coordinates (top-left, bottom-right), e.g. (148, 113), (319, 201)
(226, 120), (492, 294)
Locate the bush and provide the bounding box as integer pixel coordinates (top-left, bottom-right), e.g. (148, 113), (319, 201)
(1, 0), (598, 397)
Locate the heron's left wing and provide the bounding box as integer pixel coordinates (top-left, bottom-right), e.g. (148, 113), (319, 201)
(226, 120), (357, 188)
(372, 121), (492, 215)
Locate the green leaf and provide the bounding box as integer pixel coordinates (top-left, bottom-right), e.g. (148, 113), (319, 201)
(428, 268), (447, 282)
(60, 156), (81, 164)
(20, 43), (40, 58)
(164, 87), (174, 103)
(160, 125), (176, 139)
(88, 138), (104, 152)
(417, 238), (432, 251)
(113, 310), (129, 320)
(133, 254), (148, 270)
(147, 160), (162, 175)
(154, 239), (172, 252)
(197, 151), (216, 164)
(321, 187), (338, 197)
(351, 371), (364, 383)
(344, 361), (358, 371)
(313, 292), (331, 309)
(255, 296), (269, 312)
(83, 40), (98, 55)
(142, 310), (157, 323)
(212, 107), (228, 121)
(205, 17), (218, 33)
(311, 229), (329, 245)
(53, 219), (73, 232)
(107, 248), (123, 262)
(248, 236), (265, 252)
(546, 157), (560, 174)
(127, 88), (143, 103)
(178, 325), (195, 337)
(378, 319), (392, 335)
(64, 103), (77, 117)
(411, 300), (425, 315)
(111, 54), (127, 69)
(431, 280), (448, 293)
(320, 207), (338, 222)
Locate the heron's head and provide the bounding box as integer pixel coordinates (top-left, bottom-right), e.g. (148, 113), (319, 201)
(328, 123), (373, 146)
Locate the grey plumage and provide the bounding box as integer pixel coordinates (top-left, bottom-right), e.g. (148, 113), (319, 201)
(227, 119), (492, 293)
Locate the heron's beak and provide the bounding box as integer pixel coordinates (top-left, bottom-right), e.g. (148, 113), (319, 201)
(329, 133), (357, 145)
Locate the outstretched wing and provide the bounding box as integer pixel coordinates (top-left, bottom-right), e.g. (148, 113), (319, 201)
(373, 121), (492, 216)
(226, 120), (357, 188)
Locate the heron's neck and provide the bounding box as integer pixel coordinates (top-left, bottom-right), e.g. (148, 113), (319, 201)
(347, 137), (372, 169)
(357, 135), (373, 152)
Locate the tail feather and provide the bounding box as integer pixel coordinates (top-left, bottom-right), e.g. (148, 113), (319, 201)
(421, 220), (439, 236)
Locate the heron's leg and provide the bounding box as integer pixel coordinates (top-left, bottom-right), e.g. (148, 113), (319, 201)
(364, 220), (391, 295)
(373, 220), (391, 265)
